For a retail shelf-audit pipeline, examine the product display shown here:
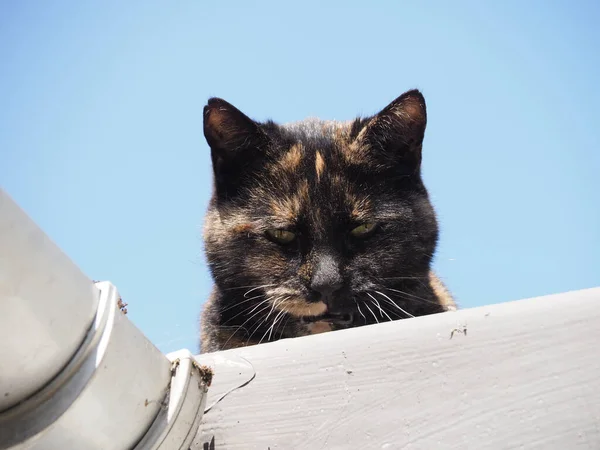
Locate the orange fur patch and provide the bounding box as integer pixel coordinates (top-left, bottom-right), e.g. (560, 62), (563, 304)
(268, 180), (309, 221)
(315, 151), (325, 181)
(274, 298), (327, 317)
(232, 223), (254, 234)
(343, 130), (372, 165)
(349, 196), (371, 221)
(279, 143), (303, 172)
(270, 197), (300, 221)
(429, 271), (457, 311)
(298, 262), (313, 282)
(307, 321), (333, 334)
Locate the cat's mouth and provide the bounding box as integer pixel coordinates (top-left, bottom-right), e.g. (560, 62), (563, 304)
(300, 312), (354, 326)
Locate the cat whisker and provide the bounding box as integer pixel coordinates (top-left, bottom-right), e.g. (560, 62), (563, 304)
(221, 283), (278, 293)
(256, 296), (282, 328)
(266, 295), (280, 319)
(244, 313), (275, 346)
(262, 307), (288, 344)
(247, 296), (275, 315)
(220, 297), (272, 326)
(363, 301), (379, 324)
(367, 292), (393, 322)
(224, 294), (282, 330)
(354, 298), (367, 322)
(379, 276), (430, 281)
(246, 295), (286, 344)
(383, 287), (441, 306)
(276, 311), (292, 341)
(219, 294), (266, 314)
(243, 284), (278, 298)
(237, 300), (275, 327)
(366, 292), (384, 318)
(215, 324), (251, 334)
(373, 290), (415, 318)
(220, 301), (273, 349)
(250, 296), (286, 345)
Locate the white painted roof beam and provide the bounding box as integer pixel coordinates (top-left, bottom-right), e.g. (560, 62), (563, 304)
(194, 286), (600, 449)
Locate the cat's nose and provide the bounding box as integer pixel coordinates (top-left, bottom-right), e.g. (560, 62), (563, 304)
(310, 279), (342, 302)
(310, 254), (343, 303)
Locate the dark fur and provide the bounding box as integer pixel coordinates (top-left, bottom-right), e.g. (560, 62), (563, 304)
(199, 90), (455, 353)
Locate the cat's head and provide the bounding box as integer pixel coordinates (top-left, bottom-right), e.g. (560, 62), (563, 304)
(203, 90), (442, 332)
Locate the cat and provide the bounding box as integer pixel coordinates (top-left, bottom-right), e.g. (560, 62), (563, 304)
(199, 89), (455, 353)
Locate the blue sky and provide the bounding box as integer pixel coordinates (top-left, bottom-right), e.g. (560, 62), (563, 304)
(1, 1), (599, 354)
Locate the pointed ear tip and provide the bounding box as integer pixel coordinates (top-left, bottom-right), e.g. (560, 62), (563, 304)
(204, 98), (238, 124)
(402, 89), (425, 103)
(206, 97), (227, 108)
(204, 100), (225, 125)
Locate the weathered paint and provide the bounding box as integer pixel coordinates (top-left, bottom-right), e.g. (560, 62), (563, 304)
(194, 287), (600, 449)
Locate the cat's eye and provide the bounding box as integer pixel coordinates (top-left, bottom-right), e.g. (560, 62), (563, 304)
(350, 222), (378, 238)
(266, 229), (296, 244)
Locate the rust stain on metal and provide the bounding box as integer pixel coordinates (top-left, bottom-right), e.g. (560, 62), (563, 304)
(196, 364), (214, 387)
(117, 298), (128, 314)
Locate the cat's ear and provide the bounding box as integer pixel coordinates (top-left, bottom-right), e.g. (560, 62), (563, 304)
(356, 89), (427, 172)
(203, 98), (269, 183)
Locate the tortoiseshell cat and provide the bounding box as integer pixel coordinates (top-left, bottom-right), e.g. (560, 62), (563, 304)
(199, 89), (455, 353)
